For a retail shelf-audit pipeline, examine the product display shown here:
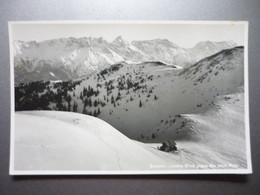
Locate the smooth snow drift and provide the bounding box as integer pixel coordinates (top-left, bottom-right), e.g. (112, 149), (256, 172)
(15, 111), (167, 171)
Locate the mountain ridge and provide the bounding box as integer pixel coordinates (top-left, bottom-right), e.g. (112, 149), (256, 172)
(13, 37), (237, 84)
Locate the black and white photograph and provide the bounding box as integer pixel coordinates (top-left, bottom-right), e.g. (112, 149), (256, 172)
(9, 21), (251, 174)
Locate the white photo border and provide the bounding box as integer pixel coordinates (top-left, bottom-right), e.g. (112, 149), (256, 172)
(9, 20), (252, 175)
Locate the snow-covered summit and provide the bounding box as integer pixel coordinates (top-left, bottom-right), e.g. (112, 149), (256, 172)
(112, 36), (125, 44)
(188, 40), (237, 62)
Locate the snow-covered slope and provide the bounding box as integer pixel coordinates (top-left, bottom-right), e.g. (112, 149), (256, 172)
(14, 109), (247, 172)
(139, 46), (244, 141)
(13, 37), (237, 84)
(15, 111), (167, 170)
(181, 90), (247, 168)
(137, 89), (247, 169)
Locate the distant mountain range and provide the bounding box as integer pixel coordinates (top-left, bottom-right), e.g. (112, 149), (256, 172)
(13, 36), (237, 84)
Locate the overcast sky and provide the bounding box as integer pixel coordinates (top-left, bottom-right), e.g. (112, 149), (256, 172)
(10, 22), (246, 48)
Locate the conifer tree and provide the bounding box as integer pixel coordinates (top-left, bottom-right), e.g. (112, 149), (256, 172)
(67, 94), (72, 111)
(80, 92), (83, 100)
(73, 101), (78, 112)
(89, 98), (92, 107)
(94, 100), (98, 107)
(84, 98), (88, 107)
(111, 95), (114, 104)
(82, 107), (87, 114)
